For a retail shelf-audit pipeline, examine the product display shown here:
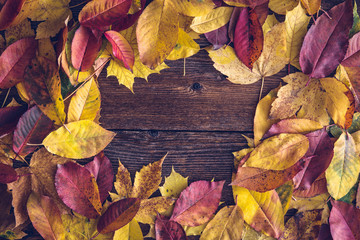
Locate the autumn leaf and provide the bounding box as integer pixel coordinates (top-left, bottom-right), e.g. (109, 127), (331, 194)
(224, 0), (268, 8)
(293, 174), (328, 198)
(280, 209), (322, 240)
(23, 56), (66, 125)
(27, 193), (65, 240)
(42, 120), (115, 159)
(67, 77), (101, 123)
(208, 22), (287, 85)
(300, 0), (353, 79)
(155, 214), (187, 240)
(0, 134), (16, 165)
(342, 31), (360, 67)
(285, 2), (310, 70)
(97, 198), (141, 234)
(0, 105), (26, 138)
(276, 181), (294, 215)
(204, 24), (229, 50)
(301, 0), (321, 15)
(233, 7), (263, 70)
(113, 160), (132, 200)
(135, 196), (175, 224)
(136, 0), (179, 69)
(233, 187), (284, 238)
(329, 200), (360, 239)
(269, 0), (298, 15)
(170, 0), (215, 17)
(325, 132), (360, 200)
(0, 37), (37, 89)
(19, 0), (72, 39)
(159, 167), (188, 198)
(84, 152), (114, 203)
(241, 223), (275, 240)
(0, 0), (27, 30)
(244, 133), (309, 170)
(78, 0), (132, 30)
(200, 205), (244, 240)
(13, 105), (54, 157)
(166, 28), (200, 60)
(8, 148), (72, 226)
(170, 180), (225, 226)
(190, 7), (233, 34)
(131, 154), (165, 199)
(0, 163), (18, 184)
(4, 19), (34, 45)
(55, 161), (102, 219)
(113, 219), (143, 240)
(290, 193), (329, 212)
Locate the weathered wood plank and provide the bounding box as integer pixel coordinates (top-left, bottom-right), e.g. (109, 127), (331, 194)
(99, 49), (284, 132)
(97, 130), (251, 205)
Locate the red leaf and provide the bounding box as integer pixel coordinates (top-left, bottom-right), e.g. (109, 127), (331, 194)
(293, 128), (333, 190)
(71, 26), (102, 71)
(234, 7), (263, 69)
(0, 38), (37, 88)
(104, 30), (134, 70)
(97, 198), (141, 234)
(204, 24), (230, 50)
(0, 105), (27, 138)
(319, 224), (333, 240)
(299, 0), (353, 78)
(85, 152), (114, 203)
(170, 180), (225, 227)
(0, 163), (18, 183)
(55, 162), (102, 219)
(13, 105), (54, 157)
(342, 31), (360, 67)
(79, 0), (132, 30)
(0, 0), (26, 30)
(253, 1), (269, 25)
(155, 214), (186, 240)
(112, 0), (146, 32)
(329, 200), (360, 240)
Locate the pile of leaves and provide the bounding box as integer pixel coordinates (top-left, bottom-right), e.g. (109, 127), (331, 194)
(1, 0), (360, 239)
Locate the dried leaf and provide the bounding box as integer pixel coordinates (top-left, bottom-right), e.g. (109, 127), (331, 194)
(0, 163), (18, 183)
(97, 198), (141, 234)
(170, 180), (225, 226)
(113, 219), (143, 240)
(43, 120), (115, 159)
(155, 214), (186, 240)
(200, 205), (244, 240)
(204, 24), (229, 50)
(301, 0), (321, 15)
(135, 196), (175, 224)
(290, 193), (329, 212)
(170, 0), (215, 17)
(0, 0), (27, 30)
(55, 161), (102, 219)
(190, 7), (233, 34)
(0, 105), (26, 138)
(263, 119), (322, 139)
(0, 38), (37, 89)
(27, 193), (65, 240)
(5, 19), (34, 45)
(325, 132), (360, 200)
(131, 155), (165, 199)
(300, 0), (353, 78)
(114, 160), (132, 199)
(224, 0), (268, 8)
(269, 0), (298, 14)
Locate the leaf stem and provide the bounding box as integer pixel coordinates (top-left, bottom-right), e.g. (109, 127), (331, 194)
(183, 58), (186, 76)
(258, 76), (265, 102)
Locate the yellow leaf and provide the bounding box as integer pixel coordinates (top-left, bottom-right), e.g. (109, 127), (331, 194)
(276, 181), (294, 215)
(166, 28), (200, 60)
(254, 87), (279, 146)
(42, 120), (115, 159)
(242, 223), (276, 240)
(5, 19), (34, 45)
(67, 78), (101, 123)
(136, 0), (179, 69)
(200, 205), (244, 240)
(169, 0), (215, 17)
(114, 160), (133, 199)
(190, 7), (233, 33)
(290, 193), (329, 212)
(285, 2), (310, 69)
(234, 187), (284, 238)
(21, 0), (72, 39)
(131, 155), (166, 199)
(223, 0), (248, 7)
(15, 82), (30, 103)
(0, 134), (16, 165)
(184, 223), (208, 236)
(262, 14), (279, 34)
(325, 132), (360, 199)
(38, 38), (57, 62)
(113, 219), (143, 240)
(301, 0), (321, 15)
(320, 78), (352, 129)
(270, 73), (330, 126)
(159, 167), (188, 198)
(27, 193), (65, 240)
(207, 22), (287, 85)
(335, 64), (352, 87)
(269, 0), (299, 15)
(135, 197), (175, 224)
(62, 213), (113, 240)
(245, 133), (309, 170)
(233, 148), (253, 170)
(107, 57), (135, 92)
